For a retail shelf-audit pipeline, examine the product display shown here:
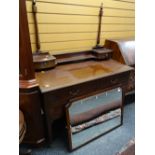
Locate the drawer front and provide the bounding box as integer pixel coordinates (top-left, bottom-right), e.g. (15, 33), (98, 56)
(69, 80), (97, 99)
(96, 72), (130, 92)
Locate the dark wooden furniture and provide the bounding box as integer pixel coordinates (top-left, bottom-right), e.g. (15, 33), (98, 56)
(19, 0), (45, 145)
(54, 49), (113, 65)
(104, 39), (135, 94)
(32, 0), (56, 71)
(20, 0), (133, 147)
(35, 59), (133, 143)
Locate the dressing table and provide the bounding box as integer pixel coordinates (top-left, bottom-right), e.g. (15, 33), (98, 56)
(19, 0), (133, 147)
(35, 52), (133, 144)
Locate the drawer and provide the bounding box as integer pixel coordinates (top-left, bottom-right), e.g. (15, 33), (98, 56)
(96, 72), (130, 91)
(108, 72), (129, 85)
(69, 80), (97, 99)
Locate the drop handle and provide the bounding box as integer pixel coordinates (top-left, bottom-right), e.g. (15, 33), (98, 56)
(69, 89), (80, 96)
(110, 78), (118, 84)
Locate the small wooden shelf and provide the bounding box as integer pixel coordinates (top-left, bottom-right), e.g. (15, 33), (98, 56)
(56, 54), (95, 64)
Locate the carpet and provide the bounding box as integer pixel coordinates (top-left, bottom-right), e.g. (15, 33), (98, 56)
(20, 96), (135, 155)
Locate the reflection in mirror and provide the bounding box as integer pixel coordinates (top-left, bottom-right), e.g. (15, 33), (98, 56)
(66, 88), (123, 151)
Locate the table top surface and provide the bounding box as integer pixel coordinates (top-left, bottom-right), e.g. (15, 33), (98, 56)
(35, 59), (133, 93)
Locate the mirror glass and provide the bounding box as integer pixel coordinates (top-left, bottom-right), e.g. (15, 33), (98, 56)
(66, 88), (123, 150)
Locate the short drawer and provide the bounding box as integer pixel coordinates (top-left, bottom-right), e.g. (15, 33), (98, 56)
(96, 72), (130, 91)
(109, 72), (129, 85)
(69, 80), (97, 99)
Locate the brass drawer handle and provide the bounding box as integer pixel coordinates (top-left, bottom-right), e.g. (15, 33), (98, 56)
(110, 78), (118, 84)
(69, 89), (80, 96)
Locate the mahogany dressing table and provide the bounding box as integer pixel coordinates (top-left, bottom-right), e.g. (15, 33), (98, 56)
(35, 53), (133, 143)
(19, 0), (133, 147)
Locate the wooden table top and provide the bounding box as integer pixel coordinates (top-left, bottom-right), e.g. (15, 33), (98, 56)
(35, 59), (133, 93)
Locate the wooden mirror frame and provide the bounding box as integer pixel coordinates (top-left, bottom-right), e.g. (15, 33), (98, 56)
(65, 87), (124, 151)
